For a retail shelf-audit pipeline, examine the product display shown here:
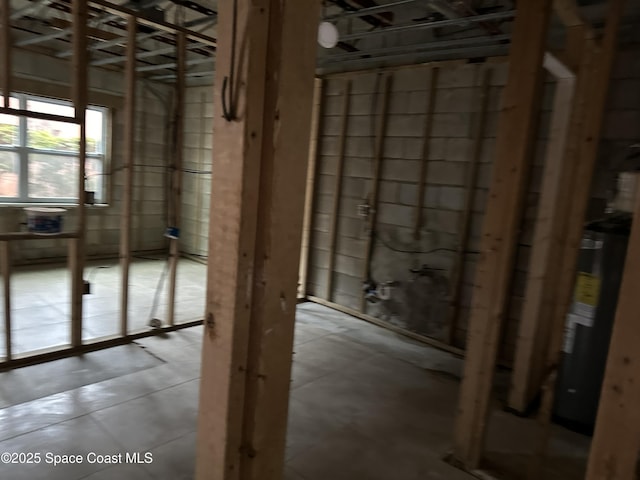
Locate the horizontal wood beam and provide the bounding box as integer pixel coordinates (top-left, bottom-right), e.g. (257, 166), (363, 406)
(0, 231), (79, 241)
(0, 107), (81, 124)
(89, 0), (217, 47)
(0, 319), (202, 372)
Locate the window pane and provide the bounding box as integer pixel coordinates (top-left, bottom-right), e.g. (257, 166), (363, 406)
(0, 97), (20, 146)
(27, 99), (74, 118)
(86, 109), (104, 154)
(0, 151), (19, 198)
(28, 153), (79, 199)
(85, 157), (104, 202)
(27, 118), (80, 153)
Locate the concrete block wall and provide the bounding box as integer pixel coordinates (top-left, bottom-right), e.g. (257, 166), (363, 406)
(307, 62), (520, 347)
(180, 85), (214, 258)
(308, 37), (640, 365)
(1, 49), (172, 264)
(306, 61), (558, 363)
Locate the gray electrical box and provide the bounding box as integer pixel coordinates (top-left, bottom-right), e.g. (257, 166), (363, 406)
(553, 216), (630, 434)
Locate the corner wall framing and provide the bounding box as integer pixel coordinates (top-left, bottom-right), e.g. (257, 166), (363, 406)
(303, 57), (512, 354)
(508, 0), (625, 415)
(452, 0), (627, 474)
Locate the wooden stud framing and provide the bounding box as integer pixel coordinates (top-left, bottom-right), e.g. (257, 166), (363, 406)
(119, 15), (137, 337)
(325, 79), (351, 301)
(531, 0), (625, 470)
(236, 2), (320, 474)
(196, 0), (271, 471)
(194, 92), (207, 255)
(359, 73), (391, 311)
(299, 78), (323, 299)
(1, 242), (11, 360)
(0, 0), (11, 108)
(447, 66), (492, 346)
(0, 319), (201, 372)
(195, 1), (321, 478)
(167, 31), (186, 327)
(413, 68), (438, 240)
(451, 0), (552, 469)
(586, 176), (640, 479)
(70, 0), (88, 348)
(546, 0), (625, 378)
(509, 75), (576, 413)
(553, 0), (592, 33)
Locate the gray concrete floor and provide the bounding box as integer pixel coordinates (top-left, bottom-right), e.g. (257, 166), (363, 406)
(0, 301), (590, 479)
(0, 257), (206, 357)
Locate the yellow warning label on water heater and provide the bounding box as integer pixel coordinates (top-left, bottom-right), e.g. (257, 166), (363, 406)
(574, 272), (601, 307)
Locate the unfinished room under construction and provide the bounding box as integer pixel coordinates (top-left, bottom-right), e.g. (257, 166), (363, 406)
(0, 0), (639, 479)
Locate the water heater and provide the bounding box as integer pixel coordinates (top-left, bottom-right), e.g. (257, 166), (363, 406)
(553, 215), (630, 434)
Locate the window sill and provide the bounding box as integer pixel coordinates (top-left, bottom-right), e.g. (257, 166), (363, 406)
(0, 203), (110, 209)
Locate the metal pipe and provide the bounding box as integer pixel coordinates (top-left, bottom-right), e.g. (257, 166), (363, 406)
(10, 0), (52, 20)
(149, 70), (214, 80)
(15, 0), (165, 47)
(339, 9), (515, 42)
(91, 41), (205, 66)
(324, 0), (424, 20)
(319, 44), (510, 71)
(57, 31), (159, 58)
(16, 13), (121, 46)
(136, 56), (213, 72)
(56, 15), (215, 59)
(321, 33), (510, 63)
(426, 0), (462, 19)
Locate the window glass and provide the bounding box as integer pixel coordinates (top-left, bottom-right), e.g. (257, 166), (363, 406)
(0, 95), (107, 203)
(0, 151), (19, 198)
(27, 99), (74, 118)
(28, 153), (79, 199)
(85, 157), (104, 200)
(0, 97), (20, 146)
(27, 118), (81, 153)
(86, 109), (104, 154)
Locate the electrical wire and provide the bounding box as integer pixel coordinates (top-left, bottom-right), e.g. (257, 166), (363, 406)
(182, 168), (212, 175)
(374, 230), (480, 255)
(86, 164), (212, 178)
(221, 0), (238, 121)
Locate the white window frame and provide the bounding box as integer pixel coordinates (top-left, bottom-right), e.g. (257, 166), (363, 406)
(0, 93), (108, 204)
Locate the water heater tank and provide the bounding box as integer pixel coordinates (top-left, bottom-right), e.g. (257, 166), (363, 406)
(553, 215), (630, 434)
